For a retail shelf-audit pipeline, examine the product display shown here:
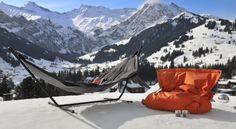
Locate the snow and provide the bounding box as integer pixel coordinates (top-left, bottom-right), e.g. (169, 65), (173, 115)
(0, 84), (235, 129)
(78, 51), (98, 61)
(104, 48), (117, 53)
(173, 12), (201, 24)
(115, 38), (131, 45)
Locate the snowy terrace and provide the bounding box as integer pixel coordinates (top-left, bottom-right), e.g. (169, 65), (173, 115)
(0, 85), (236, 129)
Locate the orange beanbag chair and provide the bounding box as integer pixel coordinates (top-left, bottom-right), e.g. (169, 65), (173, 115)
(143, 68), (221, 114)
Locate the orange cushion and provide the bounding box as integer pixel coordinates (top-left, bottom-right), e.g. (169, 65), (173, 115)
(144, 68), (221, 114)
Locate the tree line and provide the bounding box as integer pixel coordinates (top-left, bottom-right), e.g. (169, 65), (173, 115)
(192, 47), (213, 57)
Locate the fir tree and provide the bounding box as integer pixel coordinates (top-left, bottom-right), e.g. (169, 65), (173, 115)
(170, 60), (175, 68)
(0, 76), (10, 96)
(16, 77), (36, 99)
(183, 56), (187, 62)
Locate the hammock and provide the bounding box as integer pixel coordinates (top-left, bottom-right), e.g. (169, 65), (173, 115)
(9, 47), (149, 112)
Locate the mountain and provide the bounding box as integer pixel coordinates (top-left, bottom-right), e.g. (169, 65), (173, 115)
(0, 10), (97, 54)
(95, 2), (186, 45)
(0, 1), (135, 33)
(82, 12), (206, 63)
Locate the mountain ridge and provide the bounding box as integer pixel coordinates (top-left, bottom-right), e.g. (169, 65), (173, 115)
(0, 1), (136, 33)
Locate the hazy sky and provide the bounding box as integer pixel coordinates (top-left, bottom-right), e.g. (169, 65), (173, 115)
(0, 0), (235, 19)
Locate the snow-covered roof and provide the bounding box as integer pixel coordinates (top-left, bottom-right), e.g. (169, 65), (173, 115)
(218, 79), (236, 85)
(218, 81), (229, 85)
(228, 79), (236, 83)
(0, 85), (236, 129)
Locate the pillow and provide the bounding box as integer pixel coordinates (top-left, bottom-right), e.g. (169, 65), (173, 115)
(91, 77), (102, 85)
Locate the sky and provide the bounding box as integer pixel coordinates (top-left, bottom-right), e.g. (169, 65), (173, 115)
(0, 0), (235, 19)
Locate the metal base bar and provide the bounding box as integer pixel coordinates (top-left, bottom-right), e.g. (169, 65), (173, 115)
(48, 80), (129, 110)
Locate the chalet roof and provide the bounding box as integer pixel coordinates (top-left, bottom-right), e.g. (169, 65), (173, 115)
(218, 79), (236, 85)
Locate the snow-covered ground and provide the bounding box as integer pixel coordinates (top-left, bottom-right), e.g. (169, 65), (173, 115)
(0, 85), (236, 129)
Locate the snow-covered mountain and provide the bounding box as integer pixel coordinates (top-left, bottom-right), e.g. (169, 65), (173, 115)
(0, 1), (135, 33)
(95, 2), (186, 45)
(0, 10), (97, 54)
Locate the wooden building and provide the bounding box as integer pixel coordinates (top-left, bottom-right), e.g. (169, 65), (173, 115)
(216, 79), (236, 96)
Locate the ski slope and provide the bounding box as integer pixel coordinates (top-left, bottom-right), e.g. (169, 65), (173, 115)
(0, 85), (236, 129)
(147, 20), (236, 67)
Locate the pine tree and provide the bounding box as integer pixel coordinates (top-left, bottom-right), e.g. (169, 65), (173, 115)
(0, 76), (10, 96)
(94, 67), (100, 77)
(16, 77), (36, 99)
(220, 54), (223, 59)
(183, 56), (187, 62)
(84, 70), (89, 78)
(170, 60), (175, 68)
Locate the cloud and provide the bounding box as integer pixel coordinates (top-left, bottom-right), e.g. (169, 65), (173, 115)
(145, 0), (161, 5)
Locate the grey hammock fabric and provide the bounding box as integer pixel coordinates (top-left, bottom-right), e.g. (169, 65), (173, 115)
(99, 55), (138, 85)
(11, 48), (140, 94)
